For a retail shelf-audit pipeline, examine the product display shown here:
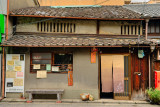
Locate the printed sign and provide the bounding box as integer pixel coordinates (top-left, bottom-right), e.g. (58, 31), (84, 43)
(33, 64), (40, 69)
(14, 78), (23, 86)
(17, 72), (23, 77)
(52, 66), (59, 72)
(12, 55), (19, 60)
(14, 66), (22, 72)
(5, 54), (25, 97)
(46, 64), (51, 71)
(7, 61), (14, 66)
(37, 70), (47, 78)
(6, 72), (16, 78)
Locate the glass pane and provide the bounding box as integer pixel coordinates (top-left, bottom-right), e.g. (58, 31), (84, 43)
(32, 60), (51, 64)
(32, 53), (51, 59)
(54, 53), (73, 64)
(151, 24), (155, 33)
(156, 24), (159, 33)
(148, 26), (150, 33)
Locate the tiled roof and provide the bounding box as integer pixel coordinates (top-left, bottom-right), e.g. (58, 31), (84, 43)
(10, 6), (142, 19)
(124, 4), (160, 17)
(2, 35), (159, 47)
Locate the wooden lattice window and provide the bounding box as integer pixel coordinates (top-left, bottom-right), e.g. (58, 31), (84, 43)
(37, 21), (76, 33)
(121, 25), (142, 35)
(30, 52), (73, 73)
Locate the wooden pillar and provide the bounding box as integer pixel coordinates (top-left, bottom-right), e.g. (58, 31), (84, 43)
(2, 47), (5, 98)
(145, 19), (149, 40)
(6, 0), (9, 40)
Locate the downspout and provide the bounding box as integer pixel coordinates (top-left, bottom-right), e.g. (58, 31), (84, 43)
(2, 47), (5, 98)
(1, 0), (9, 99)
(149, 55), (151, 88)
(145, 19), (149, 40)
(6, 0), (9, 40)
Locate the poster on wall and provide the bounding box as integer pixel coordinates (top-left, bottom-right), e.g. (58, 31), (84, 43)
(5, 54), (25, 97)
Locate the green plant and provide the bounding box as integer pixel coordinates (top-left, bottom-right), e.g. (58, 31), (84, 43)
(146, 88), (160, 104)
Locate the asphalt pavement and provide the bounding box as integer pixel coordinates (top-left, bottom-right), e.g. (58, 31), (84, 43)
(0, 102), (159, 107)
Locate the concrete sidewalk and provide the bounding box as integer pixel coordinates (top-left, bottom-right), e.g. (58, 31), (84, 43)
(1, 98), (149, 104)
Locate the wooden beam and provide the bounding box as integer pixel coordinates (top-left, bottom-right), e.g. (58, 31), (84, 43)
(9, 15), (145, 21)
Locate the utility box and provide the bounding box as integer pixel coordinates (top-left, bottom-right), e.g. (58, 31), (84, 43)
(155, 71), (160, 90)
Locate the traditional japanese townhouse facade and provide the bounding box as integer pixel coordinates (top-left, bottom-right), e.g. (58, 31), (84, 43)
(1, 5), (160, 100)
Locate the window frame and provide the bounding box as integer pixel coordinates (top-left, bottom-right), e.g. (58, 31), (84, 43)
(30, 51), (73, 74)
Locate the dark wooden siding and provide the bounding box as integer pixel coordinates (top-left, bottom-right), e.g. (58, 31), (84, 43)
(131, 50), (149, 93)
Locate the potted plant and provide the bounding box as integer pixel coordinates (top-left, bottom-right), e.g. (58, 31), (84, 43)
(146, 88), (160, 105)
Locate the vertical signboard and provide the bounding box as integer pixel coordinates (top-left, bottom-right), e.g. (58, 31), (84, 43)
(5, 54), (25, 97)
(155, 71), (160, 90)
(68, 71), (73, 86)
(91, 48), (98, 63)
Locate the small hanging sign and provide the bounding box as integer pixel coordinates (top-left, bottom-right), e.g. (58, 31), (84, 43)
(138, 50), (145, 58)
(68, 71), (73, 86)
(91, 48), (98, 63)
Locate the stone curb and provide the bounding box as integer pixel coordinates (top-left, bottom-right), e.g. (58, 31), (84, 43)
(1, 99), (150, 104)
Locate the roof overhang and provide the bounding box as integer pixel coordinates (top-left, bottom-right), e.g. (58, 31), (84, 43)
(1, 35), (158, 47)
(9, 15), (144, 21)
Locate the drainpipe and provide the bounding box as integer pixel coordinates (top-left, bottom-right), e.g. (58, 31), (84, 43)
(6, 0), (9, 40)
(2, 47), (5, 99)
(145, 19), (149, 40)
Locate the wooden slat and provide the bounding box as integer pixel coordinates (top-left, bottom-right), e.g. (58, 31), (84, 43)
(129, 25), (131, 35)
(126, 26), (128, 35)
(122, 25), (125, 35)
(136, 25), (139, 35)
(140, 25), (143, 35)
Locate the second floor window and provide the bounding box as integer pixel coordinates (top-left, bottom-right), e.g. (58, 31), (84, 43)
(148, 22), (160, 34)
(37, 21), (76, 33)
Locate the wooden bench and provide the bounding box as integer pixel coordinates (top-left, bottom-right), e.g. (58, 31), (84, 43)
(26, 89), (64, 103)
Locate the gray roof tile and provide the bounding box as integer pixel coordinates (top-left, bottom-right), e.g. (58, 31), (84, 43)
(124, 4), (160, 17)
(10, 6), (142, 19)
(2, 35), (159, 47)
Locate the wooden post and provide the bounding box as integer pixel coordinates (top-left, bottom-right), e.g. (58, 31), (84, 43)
(145, 19), (149, 40)
(2, 47), (5, 98)
(6, 0), (9, 40)
(149, 55), (151, 88)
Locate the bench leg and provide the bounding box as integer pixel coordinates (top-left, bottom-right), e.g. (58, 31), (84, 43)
(27, 93), (32, 103)
(56, 93), (62, 103)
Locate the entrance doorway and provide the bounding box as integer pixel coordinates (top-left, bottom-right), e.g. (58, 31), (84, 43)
(100, 54), (130, 100)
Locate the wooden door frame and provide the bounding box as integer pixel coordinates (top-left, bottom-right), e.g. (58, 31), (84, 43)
(98, 53), (131, 100)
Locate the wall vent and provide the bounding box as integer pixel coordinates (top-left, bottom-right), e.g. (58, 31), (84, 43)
(37, 21), (76, 33)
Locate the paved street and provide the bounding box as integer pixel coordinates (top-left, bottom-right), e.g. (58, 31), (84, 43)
(0, 102), (159, 107)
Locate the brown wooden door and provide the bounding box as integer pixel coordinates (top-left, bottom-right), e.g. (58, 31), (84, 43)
(131, 52), (149, 99)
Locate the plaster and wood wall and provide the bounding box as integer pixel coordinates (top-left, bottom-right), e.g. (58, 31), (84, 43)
(6, 47), (99, 99)
(15, 17), (143, 36)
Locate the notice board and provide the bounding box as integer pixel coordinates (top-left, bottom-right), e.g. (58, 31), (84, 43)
(5, 54), (25, 97)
